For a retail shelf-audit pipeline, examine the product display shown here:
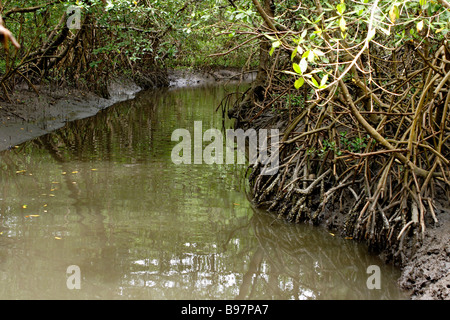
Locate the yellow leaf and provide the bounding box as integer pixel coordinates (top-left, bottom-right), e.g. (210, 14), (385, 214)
(72, 171), (79, 174)
(22, 205), (27, 209)
(54, 237), (62, 240)
(339, 17), (346, 32)
(30, 215), (40, 217)
(389, 7), (396, 23)
(329, 232), (335, 236)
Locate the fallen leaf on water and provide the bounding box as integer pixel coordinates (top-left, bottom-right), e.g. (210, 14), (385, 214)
(345, 236), (353, 240)
(329, 232), (335, 236)
(30, 215), (40, 217)
(54, 237), (62, 240)
(15, 170), (26, 174)
(22, 205), (27, 209)
(72, 171), (79, 174)
(91, 168), (98, 171)
(233, 203), (240, 205)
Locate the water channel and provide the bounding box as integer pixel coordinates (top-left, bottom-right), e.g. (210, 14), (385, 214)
(0, 84), (408, 299)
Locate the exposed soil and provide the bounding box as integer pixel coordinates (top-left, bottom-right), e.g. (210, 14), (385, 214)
(397, 201), (450, 300)
(0, 68), (254, 152)
(0, 78), (142, 151)
(0, 69), (448, 300)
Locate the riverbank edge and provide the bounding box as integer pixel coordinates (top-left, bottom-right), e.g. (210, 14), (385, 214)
(0, 67), (254, 152)
(1, 69), (448, 300)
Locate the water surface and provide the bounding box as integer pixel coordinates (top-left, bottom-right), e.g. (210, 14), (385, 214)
(0, 85), (408, 299)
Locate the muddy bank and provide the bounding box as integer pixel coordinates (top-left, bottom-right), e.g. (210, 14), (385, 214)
(0, 78), (142, 151)
(398, 204), (450, 300)
(0, 68), (253, 152)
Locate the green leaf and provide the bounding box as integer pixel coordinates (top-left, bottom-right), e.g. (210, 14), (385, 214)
(269, 47), (275, 56)
(336, 3), (346, 15)
(291, 48), (298, 61)
(270, 40), (281, 56)
(311, 77), (319, 88)
(339, 17), (346, 32)
(294, 77), (305, 89)
(293, 63), (302, 74)
(263, 34), (276, 41)
(302, 50), (310, 59)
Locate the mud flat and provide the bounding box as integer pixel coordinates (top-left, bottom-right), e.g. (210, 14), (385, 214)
(0, 78), (141, 151)
(398, 207), (450, 300)
(0, 68), (253, 152)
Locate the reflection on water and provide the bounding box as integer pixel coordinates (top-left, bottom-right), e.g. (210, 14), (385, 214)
(0, 85), (408, 299)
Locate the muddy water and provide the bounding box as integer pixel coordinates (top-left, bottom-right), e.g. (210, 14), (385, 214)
(0, 85), (408, 299)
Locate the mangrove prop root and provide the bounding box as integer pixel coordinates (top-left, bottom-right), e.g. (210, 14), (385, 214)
(230, 24), (450, 264)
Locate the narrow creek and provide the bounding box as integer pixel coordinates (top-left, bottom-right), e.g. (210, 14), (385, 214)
(0, 84), (408, 299)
